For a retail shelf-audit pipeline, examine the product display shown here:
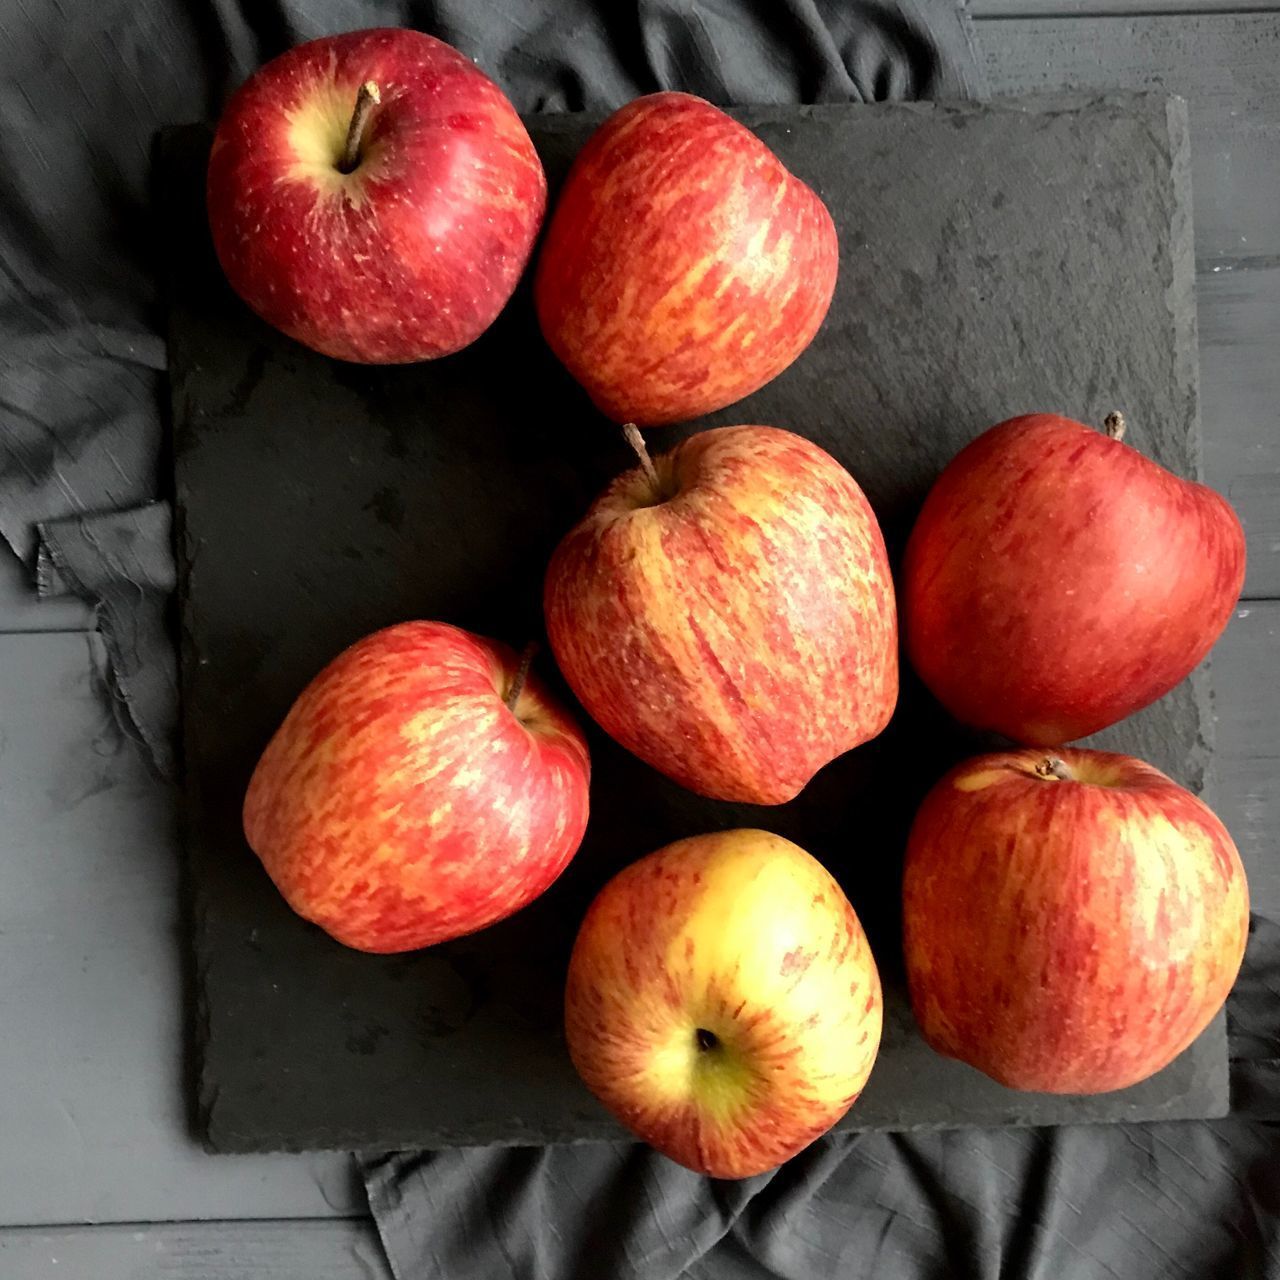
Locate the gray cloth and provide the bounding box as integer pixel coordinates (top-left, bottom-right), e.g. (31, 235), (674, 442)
(369, 914), (1280, 1280)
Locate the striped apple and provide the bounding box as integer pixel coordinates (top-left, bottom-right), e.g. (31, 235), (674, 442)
(903, 747), (1250, 1094)
(534, 92), (838, 426)
(544, 424), (898, 804)
(207, 28), (546, 363)
(243, 622), (590, 953)
(565, 829), (883, 1178)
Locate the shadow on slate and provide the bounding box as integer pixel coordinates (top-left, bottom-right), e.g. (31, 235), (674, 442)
(162, 92), (1226, 1154)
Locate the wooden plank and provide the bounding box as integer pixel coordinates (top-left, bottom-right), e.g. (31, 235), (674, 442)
(0, 543), (93, 633)
(1213, 603), (1280, 915)
(1198, 264), (1280, 600)
(972, 0), (1279, 17)
(0, 632), (361, 1225)
(976, 15), (1280, 261)
(0, 1219), (390, 1280)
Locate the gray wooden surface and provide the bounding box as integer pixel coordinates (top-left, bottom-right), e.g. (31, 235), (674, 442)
(0, 10), (1275, 1274)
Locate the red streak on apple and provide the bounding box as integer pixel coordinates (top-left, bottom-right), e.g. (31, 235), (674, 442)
(207, 28), (546, 363)
(545, 425), (898, 804)
(535, 92), (838, 426)
(243, 621), (590, 953)
(902, 412), (1246, 744)
(903, 748), (1249, 1094)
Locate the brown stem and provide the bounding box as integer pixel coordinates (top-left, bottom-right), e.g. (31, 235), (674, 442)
(622, 422), (661, 490)
(503, 641), (538, 712)
(339, 80), (381, 173)
(1103, 411), (1126, 442)
(1034, 756), (1073, 782)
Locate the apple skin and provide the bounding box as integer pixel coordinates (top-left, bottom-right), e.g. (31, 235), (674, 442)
(534, 92), (838, 426)
(902, 413), (1246, 745)
(903, 747), (1249, 1094)
(242, 622), (589, 953)
(544, 425), (898, 804)
(207, 28), (546, 363)
(564, 829), (883, 1178)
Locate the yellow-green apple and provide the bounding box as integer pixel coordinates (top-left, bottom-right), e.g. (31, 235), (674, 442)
(902, 412), (1246, 745)
(564, 828), (882, 1178)
(242, 622), (589, 953)
(903, 747), (1249, 1093)
(544, 424), (897, 804)
(534, 92), (838, 426)
(207, 28), (546, 363)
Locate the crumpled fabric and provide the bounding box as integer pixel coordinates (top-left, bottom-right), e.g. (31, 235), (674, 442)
(369, 912), (1280, 1280)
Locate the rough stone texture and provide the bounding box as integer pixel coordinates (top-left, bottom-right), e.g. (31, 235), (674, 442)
(164, 93), (1224, 1153)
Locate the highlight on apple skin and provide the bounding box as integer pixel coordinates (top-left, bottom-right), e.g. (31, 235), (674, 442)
(902, 411), (1246, 745)
(903, 747), (1249, 1094)
(545, 424), (898, 805)
(242, 622), (590, 953)
(564, 829), (883, 1179)
(207, 28), (547, 363)
(534, 92), (839, 427)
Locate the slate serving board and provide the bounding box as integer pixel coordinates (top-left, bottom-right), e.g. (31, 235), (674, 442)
(164, 92), (1228, 1154)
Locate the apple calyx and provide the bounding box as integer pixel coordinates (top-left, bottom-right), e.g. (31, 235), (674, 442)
(503, 641), (539, 713)
(339, 80), (381, 174)
(1103, 411), (1127, 442)
(694, 1027), (719, 1052)
(1033, 756), (1073, 782)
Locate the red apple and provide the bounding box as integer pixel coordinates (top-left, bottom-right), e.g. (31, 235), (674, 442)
(534, 92), (838, 426)
(903, 747), (1249, 1093)
(565, 828), (882, 1178)
(902, 412), (1246, 745)
(544, 425), (897, 804)
(207, 28), (546, 363)
(242, 622), (589, 952)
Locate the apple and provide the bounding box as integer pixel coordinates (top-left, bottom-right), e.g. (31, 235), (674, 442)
(207, 28), (546, 363)
(902, 411), (1246, 745)
(534, 92), (838, 426)
(544, 424), (897, 804)
(564, 828), (882, 1178)
(903, 747), (1249, 1093)
(242, 622), (589, 953)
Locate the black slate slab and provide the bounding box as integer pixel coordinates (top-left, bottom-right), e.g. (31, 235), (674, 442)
(164, 92), (1227, 1153)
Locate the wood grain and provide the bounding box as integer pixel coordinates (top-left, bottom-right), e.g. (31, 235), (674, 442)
(1213, 602), (1280, 913)
(0, 632), (361, 1226)
(0, 1219), (390, 1280)
(973, 0), (1279, 17)
(1198, 264), (1280, 599)
(978, 15), (1280, 261)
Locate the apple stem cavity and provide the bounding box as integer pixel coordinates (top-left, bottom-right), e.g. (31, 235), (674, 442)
(695, 1027), (719, 1052)
(339, 80), (382, 174)
(1034, 756), (1073, 782)
(503, 641), (539, 713)
(1103, 411), (1127, 442)
(622, 422), (662, 492)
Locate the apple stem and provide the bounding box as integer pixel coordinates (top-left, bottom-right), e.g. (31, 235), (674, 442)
(1034, 757), (1073, 782)
(622, 422), (661, 491)
(503, 641), (539, 713)
(1103, 411), (1127, 442)
(339, 80), (381, 174)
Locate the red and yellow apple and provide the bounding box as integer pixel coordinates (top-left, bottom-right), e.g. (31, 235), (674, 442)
(535, 92), (838, 426)
(565, 828), (882, 1178)
(207, 28), (546, 363)
(544, 425), (897, 804)
(903, 747), (1249, 1093)
(242, 622), (589, 953)
(902, 412), (1246, 745)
